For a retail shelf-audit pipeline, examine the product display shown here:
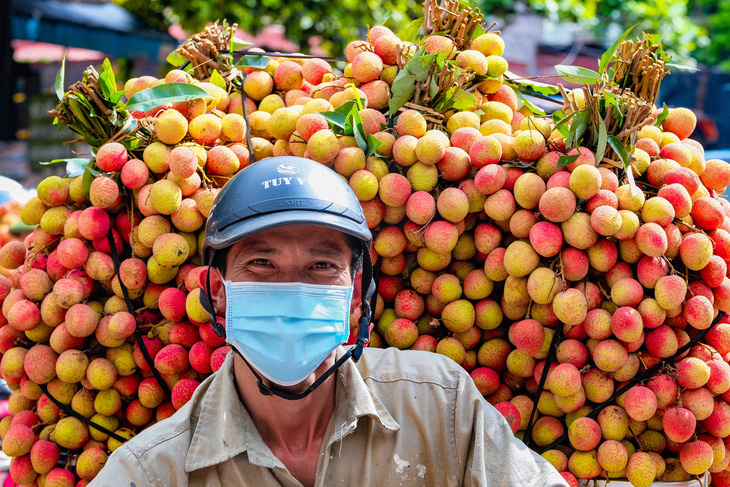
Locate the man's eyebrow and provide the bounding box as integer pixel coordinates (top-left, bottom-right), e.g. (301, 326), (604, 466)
(236, 241), (349, 257)
(236, 243), (279, 256)
(308, 242), (350, 258)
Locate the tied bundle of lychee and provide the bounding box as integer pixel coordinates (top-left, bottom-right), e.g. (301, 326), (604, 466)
(1, 11), (730, 487)
(233, 27), (730, 487)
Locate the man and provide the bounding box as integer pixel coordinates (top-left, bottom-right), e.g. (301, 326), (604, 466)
(91, 156), (568, 486)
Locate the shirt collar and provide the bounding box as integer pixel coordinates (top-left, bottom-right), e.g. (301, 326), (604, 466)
(185, 347), (399, 473)
(332, 346), (400, 437)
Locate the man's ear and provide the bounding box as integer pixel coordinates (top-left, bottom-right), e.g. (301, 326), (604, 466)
(350, 269), (363, 315)
(208, 267), (226, 316)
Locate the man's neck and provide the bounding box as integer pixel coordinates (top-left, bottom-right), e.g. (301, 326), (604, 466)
(232, 354), (337, 450)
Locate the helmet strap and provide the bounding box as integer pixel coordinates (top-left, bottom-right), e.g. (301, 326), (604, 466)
(201, 250), (226, 338)
(233, 345), (357, 401)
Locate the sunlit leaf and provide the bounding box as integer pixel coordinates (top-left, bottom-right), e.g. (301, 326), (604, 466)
(320, 111), (347, 131)
(166, 50), (188, 68)
(210, 70), (227, 90)
(397, 17), (425, 42)
(555, 65), (602, 85)
(595, 121), (608, 166)
(451, 90), (477, 110)
(367, 134), (384, 158)
(55, 52), (67, 102)
(654, 103), (669, 127)
(125, 83), (212, 112)
(599, 24), (637, 76)
(514, 90), (546, 116)
(236, 55), (270, 69)
(666, 62), (699, 72)
(557, 154), (580, 167)
(97, 59), (117, 99)
(231, 37), (253, 52)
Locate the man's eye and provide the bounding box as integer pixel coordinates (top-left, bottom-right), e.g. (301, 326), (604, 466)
(250, 259), (270, 266)
(312, 262), (333, 270)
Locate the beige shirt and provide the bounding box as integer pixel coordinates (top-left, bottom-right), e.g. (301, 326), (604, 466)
(90, 347), (568, 486)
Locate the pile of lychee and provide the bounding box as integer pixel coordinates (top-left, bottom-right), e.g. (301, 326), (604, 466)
(2, 18), (730, 486)
(234, 26), (730, 487)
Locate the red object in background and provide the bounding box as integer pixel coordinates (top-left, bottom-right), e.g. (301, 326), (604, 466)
(0, 400), (9, 419)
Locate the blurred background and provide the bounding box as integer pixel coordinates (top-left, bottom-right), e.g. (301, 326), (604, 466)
(1, 0), (729, 190)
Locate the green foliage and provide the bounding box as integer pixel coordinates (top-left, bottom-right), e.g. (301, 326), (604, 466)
(114, 0), (421, 56)
(687, 0), (730, 70)
(476, 0), (714, 69)
(116, 0), (728, 71)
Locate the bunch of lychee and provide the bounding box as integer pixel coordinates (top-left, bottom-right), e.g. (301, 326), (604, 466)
(4, 17), (730, 486)
(355, 92), (730, 486)
(242, 28), (730, 484)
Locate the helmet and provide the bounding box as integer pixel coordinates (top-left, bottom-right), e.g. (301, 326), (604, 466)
(201, 156), (376, 394)
(202, 156), (372, 285)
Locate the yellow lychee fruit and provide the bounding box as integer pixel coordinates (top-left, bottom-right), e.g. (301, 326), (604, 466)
(188, 114), (222, 145)
(155, 109), (188, 145)
(149, 180), (182, 215)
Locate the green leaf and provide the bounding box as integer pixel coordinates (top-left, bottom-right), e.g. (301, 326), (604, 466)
(346, 106), (368, 153)
(595, 121), (608, 166)
(40, 158), (91, 178)
(82, 167), (95, 199)
(397, 17), (425, 43)
(231, 37), (253, 52)
(666, 62), (700, 73)
(644, 33), (663, 46)
(599, 24), (637, 77)
(471, 24), (486, 41)
(388, 73), (417, 115)
(210, 70), (227, 90)
(125, 83), (212, 112)
(410, 55), (434, 80)
(505, 71), (561, 96)
(320, 111), (347, 131)
(429, 76), (439, 100)
(97, 59), (117, 99)
(608, 135), (630, 167)
(451, 90), (477, 111)
(366, 134), (384, 158)
(55, 51), (67, 101)
(553, 111), (576, 139)
(654, 103), (669, 127)
(334, 99), (366, 118)
(66, 159), (92, 177)
(567, 110), (589, 148)
(9, 221), (36, 235)
(374, 9), (394, 26)
(555, 65), (602, 85)
(557, 154), (580, 167)
(513, 90), (546, 116)
(109, 91), (127, 105)
(166, 50), (188, 68)
(235, 55), (270, 69)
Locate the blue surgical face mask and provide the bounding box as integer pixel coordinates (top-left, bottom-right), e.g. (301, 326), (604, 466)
(223, 281), (354, 387)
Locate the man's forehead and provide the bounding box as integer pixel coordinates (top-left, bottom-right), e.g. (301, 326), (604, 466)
(229, 225), (351, 256)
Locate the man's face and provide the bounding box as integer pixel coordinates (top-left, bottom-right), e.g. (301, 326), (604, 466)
(224, 224), (353, 289)
(222, 224), (356, 393)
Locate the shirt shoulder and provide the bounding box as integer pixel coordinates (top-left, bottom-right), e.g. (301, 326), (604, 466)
(356, 347), (463, 389)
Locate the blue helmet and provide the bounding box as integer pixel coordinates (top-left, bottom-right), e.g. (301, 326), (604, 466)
(201, 156), (376, 399)
(202, 156), (372, 266)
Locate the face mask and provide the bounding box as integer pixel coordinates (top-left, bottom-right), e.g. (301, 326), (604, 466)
(223, 281), (353, 387)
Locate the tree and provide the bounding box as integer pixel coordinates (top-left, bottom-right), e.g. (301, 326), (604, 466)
(479, 0), (708, 66)
(114, 0), (421, 56)
(116, 0), (724, 72)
